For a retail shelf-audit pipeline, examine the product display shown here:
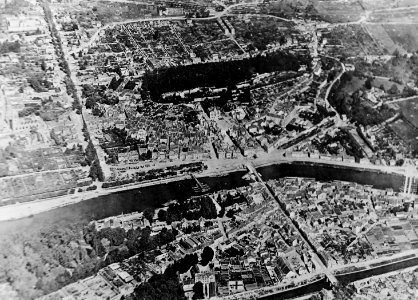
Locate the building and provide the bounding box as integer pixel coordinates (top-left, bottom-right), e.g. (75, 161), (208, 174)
(195, 272), (216, 299)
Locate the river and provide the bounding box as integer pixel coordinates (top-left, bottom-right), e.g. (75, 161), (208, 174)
(0, 170), (248, 237)
(337, 256), (418, 283)
(0, 163), (405, 237)
(259, 277), (330, 300)
(257, 162), (404, 191)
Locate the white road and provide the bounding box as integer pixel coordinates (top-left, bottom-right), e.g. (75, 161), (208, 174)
(384, 95), (418, 105)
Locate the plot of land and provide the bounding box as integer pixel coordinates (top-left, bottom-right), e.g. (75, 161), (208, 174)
(323, 25), (384, 57)
(383, 25), (418, 53)
(388, 118), (418, 153)
(395, 97), (418, 128)
(369, 7), (418, 24)
(315, 1), (364, 23)
(372, 77), (404, 91)
(389, 98), (418, 154)
(362, 0), (418, 10)
(93, 1), (158, 24)
(365, 24), (402, 54)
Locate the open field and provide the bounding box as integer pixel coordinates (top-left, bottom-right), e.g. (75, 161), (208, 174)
(388, 118), (418, 154)
(93, 1), (158, 23)
(364, 24), (402, 54)
(383, 24), (418, 53)
(323, 25), (384, 57)
(315, 0), (364, 23)
(362, 0), (418, 10)
(390, 98), (418, 154)
(395, 97), (418, 128)
(372, 77), (405, 91)
(369, 7), (418, 24)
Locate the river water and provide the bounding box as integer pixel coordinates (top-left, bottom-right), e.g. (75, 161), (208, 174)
(257, 162), (404, 191)
(0, 163), (405, 237)
(0, 171), (248, 236)
(259, 277), (330, 300)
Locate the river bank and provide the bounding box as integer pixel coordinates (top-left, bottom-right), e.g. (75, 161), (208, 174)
(0, 158), (406, 223)
(0, 161), (406, 234)
(257, 162), (404, 191)
(0, 163), (246, 222)
(259, 276), (330, 300)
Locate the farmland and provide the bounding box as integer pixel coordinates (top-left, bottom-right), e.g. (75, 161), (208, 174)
(315, 0), (365, 23)
(368, 7), (418, 24)
(383, 25), (418, 53)
(395, 97), (418, 128)
(362, 0), (418, 10)
(322, 25), (384, 57)
(388, 98), (418, 154)
(388, 118), (418, 154)
(364, 24), (401, 54)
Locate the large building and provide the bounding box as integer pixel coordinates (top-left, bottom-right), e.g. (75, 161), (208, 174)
(195, 272), (216, 299)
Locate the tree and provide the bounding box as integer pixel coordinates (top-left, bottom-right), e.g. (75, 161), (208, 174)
(133, 274), (186, 300)
(226, 209), (235, 218)
(158, 209), (167, 221)
(41, 59), (47, 71)
(393, 48), (401, 58)
(218, 206), (225, 218)
(403, 86), (417, 97)
(192, 281), (204, 299)
(165, 253), (199, 278)
(167, 203), (183, 223)
(155, 228), (176, 247)
(89, 159), (104, 182)
(143, 208), (155, 224)
(0, 40), (20, 54)
(364, 77), (373, 89)
(200, 246), (214, 266)
(85, 96), (97, 109)
(332, 283), (355, 300)
(85, 141), (96, 165)
(199, 197), (217, 219)
(388, 83), (399, 95)
(106, 227), (126, 246)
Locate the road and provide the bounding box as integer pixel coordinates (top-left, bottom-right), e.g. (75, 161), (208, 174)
(383, 95), (418, 105)
(320, 55), (345, 123)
